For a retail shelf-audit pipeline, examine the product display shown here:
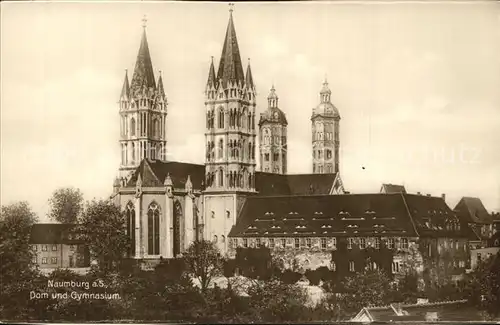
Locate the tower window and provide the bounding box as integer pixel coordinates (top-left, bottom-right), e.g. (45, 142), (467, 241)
(265, 153), (270, 161)
(130, 118), (136, 137)
(273, 153), (279, 161)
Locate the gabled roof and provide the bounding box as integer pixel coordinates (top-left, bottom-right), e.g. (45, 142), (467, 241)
(126, 159), (205, 190)
(454, 197), (492, 224)
(228, 193), (419, 238)
(351, 300), (482, 322)
(380, 183), (407, 194)
(30, 224), (85, 244)
(125, 160), (340, 197)
(216, 11), (245, 87)
(130, 28), (156, 95)
(403, 194), (474, 238)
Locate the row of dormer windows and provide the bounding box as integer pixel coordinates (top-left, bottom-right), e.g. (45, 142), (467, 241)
(32, 244), (76, 252)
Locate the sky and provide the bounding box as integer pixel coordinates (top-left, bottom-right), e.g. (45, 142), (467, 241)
(1, 1), (499, 222)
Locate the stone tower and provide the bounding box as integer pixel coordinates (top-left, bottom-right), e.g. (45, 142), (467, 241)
(118, 18), (167, 179)
(259, 85), (288, 174)
(311, 79), (340, 174)
(203, 7), (257, 254)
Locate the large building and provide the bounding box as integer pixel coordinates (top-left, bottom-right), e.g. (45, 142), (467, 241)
(30, 224), (90, 273)
(111, 8), (486, 288)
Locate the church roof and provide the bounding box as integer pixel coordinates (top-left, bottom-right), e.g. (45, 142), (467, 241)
(229, 193), (473, 239)
(126, 159), (205, 190)
(259, 108), (288, 126)
(130, 27), (156, 96)
(216, 11), (245, 87)
(381, 184), (407, 194)
(453, 197), (492, 224)
(125, 160), (338, 197)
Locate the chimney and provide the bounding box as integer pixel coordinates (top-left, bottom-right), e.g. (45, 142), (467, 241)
(441, 193), (446, 201)
(417, 192), (421, 195)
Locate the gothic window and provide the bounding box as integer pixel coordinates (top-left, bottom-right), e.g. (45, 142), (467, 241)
(313, 151), (316, 159)
(218, 139), (223, 158)
(147, 202), (161, 255)
(154, 118), (160, 138)
(218, 108), (224, 129)
(265, 153), (270, 161)
(221, 235), (225, 243)
(213, 235), (218, 243)
(248, 143), (252, 159)
(130, 118), (136, 136)
(273, 153), (279, 161)
(131, 143), (136, 163)
(318, 150), (322, 159)
(126, 202), (136, 256)
(326, 150), (332, 159)
(218, 169), (224, 187)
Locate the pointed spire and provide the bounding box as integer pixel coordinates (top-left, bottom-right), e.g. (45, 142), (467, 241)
(217, 5), (245, 87)
(157, 70), (165, 99)
(245, 58), (254, 89)
(130, 17), (156, 96)
(206, 56), (216, 88)
(120, 69), (130, 100)
(185, 175), (193, 192)
(136, 173), (142, 188)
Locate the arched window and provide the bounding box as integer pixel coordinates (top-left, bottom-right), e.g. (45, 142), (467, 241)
(126, 202), (136, 256)
(213, 235), (218, 243)
(218, 108), (224, 129)
(218, 139), (223, 158)
(147, 202), (161, 255)
(130, 118), (136, 136)
(221, 235), (226, 243)
(219, 169), (224, 187)
(131, 143), (136, 163)
(154, 118), (160, 137)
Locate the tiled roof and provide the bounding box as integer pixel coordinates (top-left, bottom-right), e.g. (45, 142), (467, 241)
(353, 300), (481, 322)
(403, 194), (474, 238)
(381, 184), (407, 194)
(126, 160), (338, 196)
(453, 197), (493, 224)
(228, 193), (420, 238)
(30, 224), (84, 244)
(216, 12), (245, 87)
(130, 28), (156, 95)
(126, 159), (205, 189)
(254, 172), (337, 196)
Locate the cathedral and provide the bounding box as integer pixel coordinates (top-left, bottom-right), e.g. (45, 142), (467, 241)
(112, 8), (344, 259)
(111, 8), (472, 287)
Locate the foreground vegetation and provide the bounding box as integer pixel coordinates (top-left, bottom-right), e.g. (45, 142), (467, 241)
(1, 191), (499, 322)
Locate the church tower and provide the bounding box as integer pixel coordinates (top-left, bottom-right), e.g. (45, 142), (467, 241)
(259, 85), (288, 174)
(311, 79), (340, 174)
(118, 18), (167, 179)
(203, 6), (257, 254)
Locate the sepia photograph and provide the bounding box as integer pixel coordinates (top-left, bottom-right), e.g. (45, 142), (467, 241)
(1, 0), (499, 323)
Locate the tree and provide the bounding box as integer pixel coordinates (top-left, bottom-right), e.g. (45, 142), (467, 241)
(246, 279), (311, 322)
(77, 200), (129, 274)
(47, 187), (84, 223)
(0, 202), (39, 319)
(468, 251), (500, 319)
(324, 269), (392, 319)
(183, 240), (224, 293)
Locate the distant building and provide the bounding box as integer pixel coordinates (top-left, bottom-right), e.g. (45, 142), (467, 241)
(454, 197), (495, 249)
(380, 184), (407, 194)
(351, 300), (485, 322)
(228, 193), (473, 286)
(30, 224), (90, 272)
